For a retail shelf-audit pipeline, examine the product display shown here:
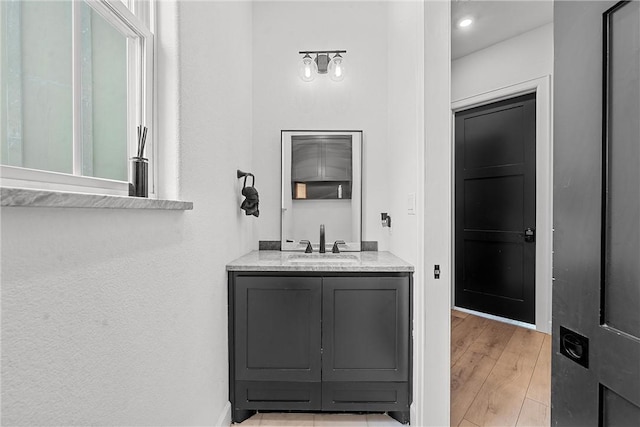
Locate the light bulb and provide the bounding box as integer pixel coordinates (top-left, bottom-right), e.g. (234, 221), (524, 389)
(328, 53), (345, 82)
(298, 54), (317, 82)
(458, 18), (473, 28)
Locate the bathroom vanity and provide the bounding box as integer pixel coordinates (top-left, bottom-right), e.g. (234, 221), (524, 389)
(227, 251), (413, 425)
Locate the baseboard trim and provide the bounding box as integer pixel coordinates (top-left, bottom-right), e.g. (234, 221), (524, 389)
(410, 402), (416, 425)
(216, 401), (231, 426)
(453, 306), (537, 331)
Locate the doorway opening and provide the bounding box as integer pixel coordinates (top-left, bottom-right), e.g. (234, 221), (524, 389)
(450, 78), (553, 426)
(451, 76), (553, 334)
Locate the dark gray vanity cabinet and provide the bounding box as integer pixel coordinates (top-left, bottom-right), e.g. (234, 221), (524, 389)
(228, 272), (412, 424)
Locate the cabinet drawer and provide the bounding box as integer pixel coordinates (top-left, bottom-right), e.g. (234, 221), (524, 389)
(322, 382), (410, 412)
(235, 381), (321, 411)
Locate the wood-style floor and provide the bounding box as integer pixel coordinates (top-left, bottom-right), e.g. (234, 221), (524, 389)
(451, 310), (551, 427)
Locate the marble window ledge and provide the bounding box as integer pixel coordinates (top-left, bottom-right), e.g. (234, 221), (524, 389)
(1, 187), (193, 210)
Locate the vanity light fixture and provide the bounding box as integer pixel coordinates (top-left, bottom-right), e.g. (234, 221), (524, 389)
(298, 50), (347, 82)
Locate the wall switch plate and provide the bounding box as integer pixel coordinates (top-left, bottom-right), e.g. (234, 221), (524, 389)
(407, 193), (416, 215)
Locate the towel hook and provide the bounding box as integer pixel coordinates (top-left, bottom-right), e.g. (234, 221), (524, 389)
(237, 169), (255, 188)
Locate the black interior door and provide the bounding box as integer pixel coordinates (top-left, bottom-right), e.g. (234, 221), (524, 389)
(553, 1), (640, 424)
(455, 93), (536, 323)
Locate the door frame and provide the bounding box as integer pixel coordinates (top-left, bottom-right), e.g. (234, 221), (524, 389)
(451, 75), (553, 333)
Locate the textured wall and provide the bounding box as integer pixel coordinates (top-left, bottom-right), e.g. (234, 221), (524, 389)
(0, 1), (253, 425)
(251, 1), (390, 249)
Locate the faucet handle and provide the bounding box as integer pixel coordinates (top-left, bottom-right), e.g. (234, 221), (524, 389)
(332, 240), (346, 253)
(300, 240), (313, 253)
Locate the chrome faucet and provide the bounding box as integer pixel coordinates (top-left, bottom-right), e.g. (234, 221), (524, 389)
(319, 224), (325, 253)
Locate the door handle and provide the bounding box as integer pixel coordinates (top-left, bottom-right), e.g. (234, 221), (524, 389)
(562, 335), (584, 359)
(559, 326), (589, 368)
(524, 228), (535, 242)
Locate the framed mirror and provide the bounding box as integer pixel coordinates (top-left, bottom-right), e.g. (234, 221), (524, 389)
(281, 130), (362, 252)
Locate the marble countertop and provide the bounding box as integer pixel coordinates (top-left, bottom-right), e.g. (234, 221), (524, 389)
(226, 250), (414, 272)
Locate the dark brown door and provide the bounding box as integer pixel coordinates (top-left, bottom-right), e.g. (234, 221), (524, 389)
(553, 1), (640, 425)
(455, 93), (536, 324)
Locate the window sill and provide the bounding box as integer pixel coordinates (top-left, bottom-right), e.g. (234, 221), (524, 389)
(1, 187), (193, 210)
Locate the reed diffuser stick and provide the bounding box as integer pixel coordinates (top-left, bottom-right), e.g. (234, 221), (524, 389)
(140, 127), (147, 158)
(136, 125), (148, 158)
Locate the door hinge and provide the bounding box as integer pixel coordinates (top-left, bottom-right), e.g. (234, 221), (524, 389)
(434, 264), (441, 279)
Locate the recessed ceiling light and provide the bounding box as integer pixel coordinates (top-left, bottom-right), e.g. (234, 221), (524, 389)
(458, 18), (473, 28)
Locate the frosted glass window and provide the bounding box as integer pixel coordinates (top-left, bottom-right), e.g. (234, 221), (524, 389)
(1, 0), (153, 195)
(1, 0), (73, 174)
(80, 2), (128, 181)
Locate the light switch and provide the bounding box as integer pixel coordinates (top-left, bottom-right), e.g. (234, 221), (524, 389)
(407, 193), (416, 215)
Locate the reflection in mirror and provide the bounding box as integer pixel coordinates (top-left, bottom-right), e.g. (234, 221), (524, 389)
(281, 131), (362, 252)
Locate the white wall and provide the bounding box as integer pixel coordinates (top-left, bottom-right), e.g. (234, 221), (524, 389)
(451, 23), (554, 333)
(0, 1), (253, 425)
(251, 1), (390, 249)
(452, 23), (553, 101)
(386, 2), (431, 424)
(386, 1), (423, 266)
(420, 1), (452, 424)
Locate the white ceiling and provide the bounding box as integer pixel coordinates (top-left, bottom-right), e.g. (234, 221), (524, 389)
(451, 0), (554, 60)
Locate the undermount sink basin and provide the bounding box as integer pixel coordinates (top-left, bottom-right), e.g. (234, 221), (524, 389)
(286, 254), (359, 263)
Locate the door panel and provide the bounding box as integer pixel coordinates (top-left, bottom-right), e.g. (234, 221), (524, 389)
(553, 1), (640, 424)
(604, 0), (640, 339)
(464, 175), (524, 231)
(462, 106), (525, 168)
(601, 386), (640, 426)
(234, 276), (322, 382)
(322, 276), (409, 382)
(463, 240), (524, 300)
(455, 93), (536, 324)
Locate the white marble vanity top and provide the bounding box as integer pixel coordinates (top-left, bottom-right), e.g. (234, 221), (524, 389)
(226, 250), (414, 272)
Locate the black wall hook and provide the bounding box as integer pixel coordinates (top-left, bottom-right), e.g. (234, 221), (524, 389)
(237, 169), (252, 179)
(237, 170), (255, 188)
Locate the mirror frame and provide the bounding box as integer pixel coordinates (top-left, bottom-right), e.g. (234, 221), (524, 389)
(281, 130), (363, 252)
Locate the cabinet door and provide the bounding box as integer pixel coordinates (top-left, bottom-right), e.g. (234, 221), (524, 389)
(292, 141), (322, 181)
(234, 276), (322, 382)
(322, 140), (352, 181)
(322, 276), (410, 382)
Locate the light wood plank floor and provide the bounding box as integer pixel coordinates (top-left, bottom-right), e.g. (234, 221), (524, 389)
(451, 310), (551, 427)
